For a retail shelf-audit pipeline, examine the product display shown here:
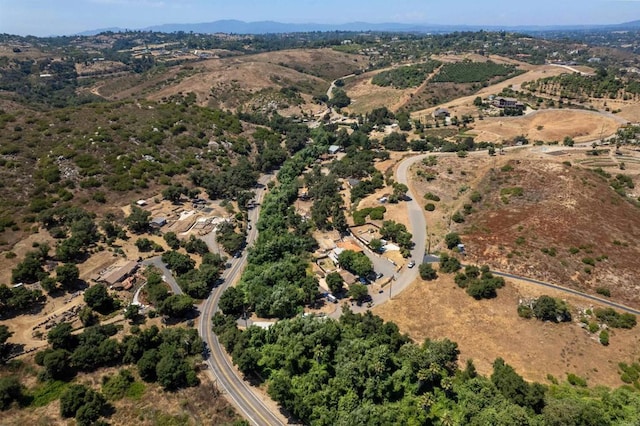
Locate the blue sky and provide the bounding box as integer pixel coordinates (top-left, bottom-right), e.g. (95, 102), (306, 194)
(1, 0), (638, 36)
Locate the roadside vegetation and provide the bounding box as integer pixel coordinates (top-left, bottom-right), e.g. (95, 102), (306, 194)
(213, 310), (640, 425)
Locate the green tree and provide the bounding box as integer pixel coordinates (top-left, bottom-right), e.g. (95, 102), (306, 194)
(84, 284), (115, 314)
(11, 252), (46, 284)
(124, 304), (140, 322)
(159, 294), (193, 318)
(532, 295), (570, 322)
(337, 250), (373, 277)
(60, 384), (107, 423)
(48, 322), (76, 350)
(348, 283), (369, 304)
(369, 239), (383, 253)
(439, 253), (461, 273)
(79, 306), (98, 327)
(219, 287), (245, 317)
(162, 185), (186, 203)
(135, 237), (153, 252)
(0, 325), (13, 362)
(326, 272), (344, 295)
(56, 263), (80, 289)
(328, 88), (351, 108)
(419, 263), (438, 281)
(156, 347), (199, 390)
(137, 349), (160, 382)
(125, 205), (151, 234)
(163, 232), (180, 250)
(444, 232), (461, 249)
(0, 376), (23, 410)
(40, 276), (58, 293)
(183, 235), (209, 255)
(43, 349), (74, 380)
(161, 250), (195, 275)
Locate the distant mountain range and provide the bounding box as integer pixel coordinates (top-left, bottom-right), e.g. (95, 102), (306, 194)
(77, 19), (640, 36)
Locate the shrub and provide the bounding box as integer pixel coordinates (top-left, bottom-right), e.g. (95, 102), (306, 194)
(582, 257), (595, 266)
(419, 263), (437, 281)
(424, 192), (440, 202)
(470, 191), (482, 203)
(451, 211), (465, 223)
(444, 233), (461, 249)
(595, 287), (611, 297)
(439, 254), (461, 274)
(540, 247), (557, 257)
(594, 308), (637, 329)
(518, 305), (533, 319)
(567, 373), (587, 387)
(425, 203), (436, 212)
(599, 330), (609, 346)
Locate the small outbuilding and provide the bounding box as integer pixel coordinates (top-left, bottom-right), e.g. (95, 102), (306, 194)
(433, 108), (450, 119)
(150, 217), (167, 228)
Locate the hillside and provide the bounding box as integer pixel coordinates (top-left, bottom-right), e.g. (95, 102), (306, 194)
(462, 157), (640, 308)
(91, 48), (366, 111)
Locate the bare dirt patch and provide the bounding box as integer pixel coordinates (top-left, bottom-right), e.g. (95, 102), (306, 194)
(470, 109), (622, 144)
(374, 271), (640, 387)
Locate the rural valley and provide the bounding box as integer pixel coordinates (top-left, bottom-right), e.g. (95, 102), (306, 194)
(1, 19), (640, 426)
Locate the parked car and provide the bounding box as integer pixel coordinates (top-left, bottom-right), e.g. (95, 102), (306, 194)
(375, 272), (384, 280)
(407, 260), (416, 268)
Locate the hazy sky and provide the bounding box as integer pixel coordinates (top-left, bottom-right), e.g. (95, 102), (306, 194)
(1, 0), (639, 36)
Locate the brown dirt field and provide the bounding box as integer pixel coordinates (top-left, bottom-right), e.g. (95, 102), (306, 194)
(374, 270), (640, 387)
(470, 109), (622, 144)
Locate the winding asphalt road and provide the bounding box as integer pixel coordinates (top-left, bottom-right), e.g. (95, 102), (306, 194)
(143, 174), (284, 425)
(150, 145), (640, 425)
(196, 174), (287, 426)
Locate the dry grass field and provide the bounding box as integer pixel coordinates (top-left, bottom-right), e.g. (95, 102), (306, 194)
(470, 109), (623, 144)
(374, 270), (640, 388)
